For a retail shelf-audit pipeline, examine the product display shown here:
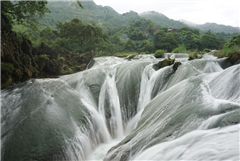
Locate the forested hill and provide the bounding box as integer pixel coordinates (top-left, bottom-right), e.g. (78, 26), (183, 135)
(196, 23), (240, 33)
(140, 11), (239, 33)
(139, 11), (187, 29)
(180, 19), (240, 33)
(36, 1), (239, 34)
(38, 1), (140, 33)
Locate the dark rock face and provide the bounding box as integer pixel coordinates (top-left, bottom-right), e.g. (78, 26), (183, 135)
(1, 28), (39, 88)
(172, 62), (182, 71)
(1, 27), (93, 88)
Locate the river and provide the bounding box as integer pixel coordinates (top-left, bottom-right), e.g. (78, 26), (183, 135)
(1, 53), (239, 161)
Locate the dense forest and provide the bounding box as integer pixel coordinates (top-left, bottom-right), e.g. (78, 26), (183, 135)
(1, 0), (240, 88)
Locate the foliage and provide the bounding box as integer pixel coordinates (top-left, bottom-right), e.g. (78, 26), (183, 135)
(58, 57), (65, 61)
(40, 26), (58, 40)
(201, 48), (211, 54)
(34, 1), (140, 33)
(214, 34), (240, 58)
(40, 54), (50, 60)
(179, 27), (200, 50)
(199, 30), (223, 50)
(140, 40), (155, 53)
(224, 34), (240, 48)
(188, 49), (199, 58)
(35, 19), (113, 55)
(55, 18), (112, 53)
(1, 63), (14, 74)
(154, 32), (178, 52)
(123, 39), (136, 52)
(172, 44), (187, 53)
(155, 49), (166, 58)
(214, 45), (240, 58)
(158, 58), (175, 68)
(1, 1), (50, 30)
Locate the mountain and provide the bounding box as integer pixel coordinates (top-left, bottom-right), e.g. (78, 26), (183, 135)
(37, 1), (140, 33)
(16, 1), (239, 34)
(140, 11), (239, 34)
(197, 22), (240, 33)
(180, 20), (239, 33)
(139, 11), (187, 29)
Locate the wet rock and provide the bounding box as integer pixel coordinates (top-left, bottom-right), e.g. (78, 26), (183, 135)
(228, 51), (240, 65)
(172, 62), (182, 71)
(158, 58), (175, 69)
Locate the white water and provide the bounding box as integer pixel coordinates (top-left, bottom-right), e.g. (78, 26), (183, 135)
(1, 54), (239, 161)
(98, 69), (124, 138)
(134, 124), (240, 160)
(87, 138), (123, 161)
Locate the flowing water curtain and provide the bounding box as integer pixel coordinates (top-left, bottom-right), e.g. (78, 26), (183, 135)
(98, 69), (124, 138)
(103, 57), (240, 161)
(1, 55), (239, 161)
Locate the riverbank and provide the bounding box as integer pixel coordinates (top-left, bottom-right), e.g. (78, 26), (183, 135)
(1, 27), (93, 89)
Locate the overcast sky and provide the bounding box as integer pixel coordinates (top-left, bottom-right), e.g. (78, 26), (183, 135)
(93, 0), (240, 27)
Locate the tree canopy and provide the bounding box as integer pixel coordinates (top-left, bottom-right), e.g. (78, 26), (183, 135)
(0, 0), (83, 27)
(39, 18), (113, 54)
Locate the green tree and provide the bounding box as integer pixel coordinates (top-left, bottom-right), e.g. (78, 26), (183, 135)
(147, 23), (157, 35)
(40, 26), (58, 40)
(110, 34), (124, 52)
(179, 27), (200, 50)
(140, 40), (155, 53)
(129, 27), (146, 40)
(154, 32), (178, 52)
(124, 39), (136, 52)
(200, 30), (222, 50)
(224, 34), (240, 48)
(1, 1), (50, 29)
(55, 18), (112, 53)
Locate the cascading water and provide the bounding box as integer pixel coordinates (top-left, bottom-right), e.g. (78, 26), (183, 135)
(98, 69), (124, 138)
(1, 53), (239, 161)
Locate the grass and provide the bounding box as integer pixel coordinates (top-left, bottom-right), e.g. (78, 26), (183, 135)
(188, 49), (199, 58)
(154, 49), (166, 58)
(172, 44), (187, 53)
(214, 45), (240, 58)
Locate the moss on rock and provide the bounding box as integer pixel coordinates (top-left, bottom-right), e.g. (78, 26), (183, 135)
(158, 58), (175, 68)
(228, 51), (240, 65)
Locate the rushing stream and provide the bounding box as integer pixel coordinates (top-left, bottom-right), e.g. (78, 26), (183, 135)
(1, 54), (240, 161)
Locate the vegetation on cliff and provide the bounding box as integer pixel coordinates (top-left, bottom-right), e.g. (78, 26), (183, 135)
(214, 34), (240, 65)
(1, 26), (93, 88)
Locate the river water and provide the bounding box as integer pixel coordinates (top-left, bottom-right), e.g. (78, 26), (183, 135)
(1, 54), (239, 161)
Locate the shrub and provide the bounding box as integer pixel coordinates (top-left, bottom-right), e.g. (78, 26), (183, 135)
(39, 54), (50, 60)
(172, 44), (187, 53)
(214, 45), (240, 58)
(58, 57), (65, 61)
(200, 48), (211, 54)
(155, 49), (166, 58)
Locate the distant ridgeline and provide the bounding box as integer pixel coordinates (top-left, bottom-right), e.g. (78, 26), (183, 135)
(32, 1), (239, 34)
(37, 0), (140, 33)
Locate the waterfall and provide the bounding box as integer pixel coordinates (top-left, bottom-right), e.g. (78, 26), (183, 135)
(1, 54), (239, 161)
(98, 69), (124, 138)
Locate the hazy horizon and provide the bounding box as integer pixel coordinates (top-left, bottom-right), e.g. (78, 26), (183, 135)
(92, 0), (240, 27)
